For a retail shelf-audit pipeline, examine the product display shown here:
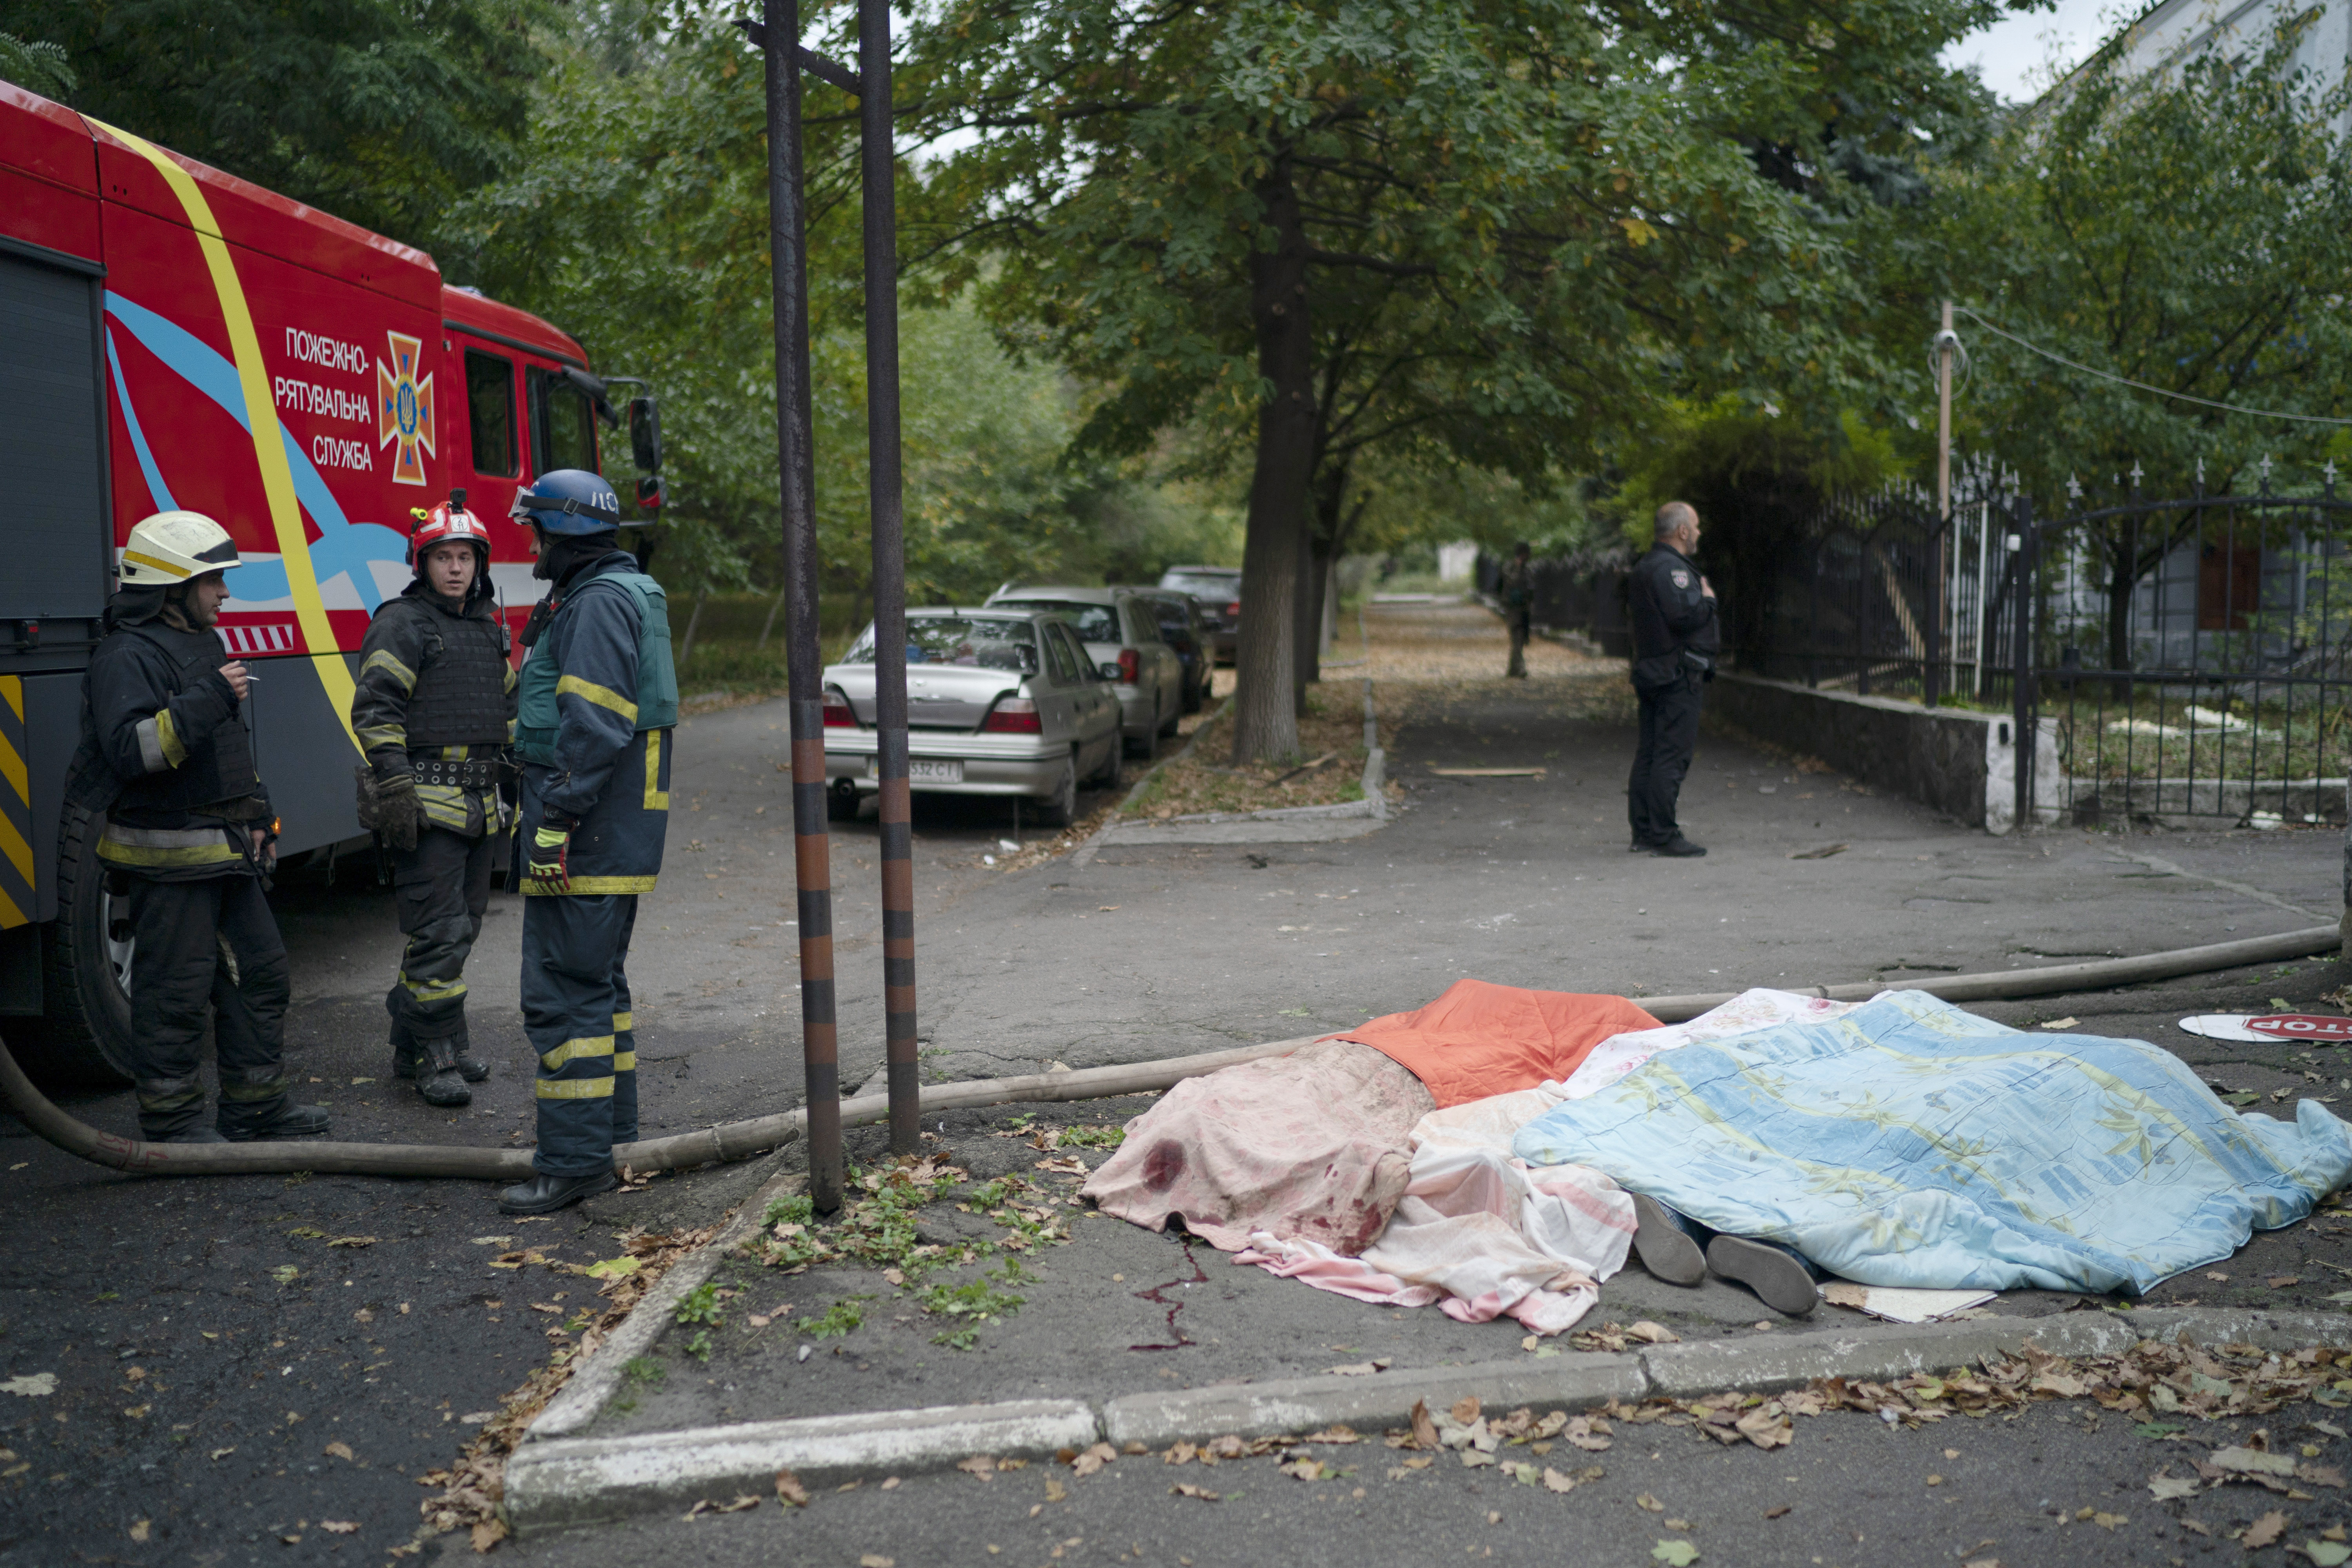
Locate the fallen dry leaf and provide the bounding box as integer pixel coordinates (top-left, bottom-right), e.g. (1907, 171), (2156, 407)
(1278, 1458), (1327, 1481)
(1451, 1396), (1482, 1426)
(774, 1469), (809, 1507)
(2272, 1277), (2303, 1289)
(1044, 1477), (1068, 1503)
(1765, 1504), (1791, 1519)
(2148, 1470), (2198, 1501)
(2248, 1510), (2289, 1549)
(323, 1441), (354, 1462)
(1625, 1321), (1681, 1345)
(1541, 1468), (1581, 1495)
(1411, 1399), (1440, 1452)
(957, 1455), (996, 1481)
(2214, 1447), (2299, 1478)
(2092, 1511), (2126, 1530)
(128, 1521), (150, 1543)
(859, 1556), (895, 1568)
(470, 1520), (507, 1553)
(1635, 1493), (1665, 1512)
(319, 1521), (358, 1535)
(1068, 1441), (1117, 1478)
(1170, 1483), (1220, 1500)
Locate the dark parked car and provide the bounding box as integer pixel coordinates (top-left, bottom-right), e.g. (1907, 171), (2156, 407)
(1158, 566), (1241, 663)
(1130, 588), (1218, 713)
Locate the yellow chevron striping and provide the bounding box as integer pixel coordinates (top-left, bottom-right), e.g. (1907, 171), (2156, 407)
(93, 121), (363, 758)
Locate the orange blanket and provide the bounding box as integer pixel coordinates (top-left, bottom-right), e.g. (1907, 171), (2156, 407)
(1332, 980), (1662, 1107)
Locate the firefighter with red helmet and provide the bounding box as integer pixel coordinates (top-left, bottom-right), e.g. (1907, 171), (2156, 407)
(350, 491), (518, 1107)
(65, 512), (331, 1142)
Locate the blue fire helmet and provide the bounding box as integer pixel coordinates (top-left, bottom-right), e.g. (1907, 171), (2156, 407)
(510, 469), (623, 534)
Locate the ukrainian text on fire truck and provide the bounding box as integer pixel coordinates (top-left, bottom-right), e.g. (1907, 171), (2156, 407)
(277, 327), (374, 472)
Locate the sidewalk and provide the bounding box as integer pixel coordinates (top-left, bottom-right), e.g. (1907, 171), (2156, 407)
(506, 597), (2351, 1530)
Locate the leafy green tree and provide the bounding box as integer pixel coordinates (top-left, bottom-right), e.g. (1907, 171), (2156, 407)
(437, 9), (1213, 633)
(0, 28), (76, 97)
(9, 0), (548, 247)
(1920, 19), (2352, 672)
(904, 0), (2001, 760)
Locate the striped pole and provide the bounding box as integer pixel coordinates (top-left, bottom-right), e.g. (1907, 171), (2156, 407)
(859, 0), (920, 1157)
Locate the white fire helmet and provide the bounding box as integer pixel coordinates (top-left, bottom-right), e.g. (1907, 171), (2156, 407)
(119, 511), (244, 587)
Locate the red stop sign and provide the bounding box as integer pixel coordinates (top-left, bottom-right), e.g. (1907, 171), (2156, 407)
(2245, 1014), (2352, 1042)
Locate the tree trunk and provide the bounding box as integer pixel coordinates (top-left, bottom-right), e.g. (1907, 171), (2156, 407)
(1230, 162), (1314, 764)
(1293, 509), (1316, 713)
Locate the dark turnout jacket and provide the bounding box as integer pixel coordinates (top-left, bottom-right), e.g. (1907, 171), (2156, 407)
(1627, 544), (1719, 691)
(351, 575), (517, 836)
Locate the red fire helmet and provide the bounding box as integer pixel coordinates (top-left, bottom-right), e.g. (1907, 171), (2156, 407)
(408, 490), (492, 568)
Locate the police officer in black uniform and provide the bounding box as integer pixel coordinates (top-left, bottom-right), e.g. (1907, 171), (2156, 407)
(1626, 500), (1718, 857)
(66, 510), (331, 1142)
(350, 494), (517, 1108)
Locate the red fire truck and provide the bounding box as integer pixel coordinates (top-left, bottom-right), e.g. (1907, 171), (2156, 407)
(0, 81), (663, 1082)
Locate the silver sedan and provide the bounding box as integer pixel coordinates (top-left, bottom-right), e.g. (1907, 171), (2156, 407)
(820, 609), (1124, 826)
(983, 585), (1186, 755)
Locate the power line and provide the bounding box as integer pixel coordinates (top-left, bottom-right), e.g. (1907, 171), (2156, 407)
(1952, 305), (2352, 428)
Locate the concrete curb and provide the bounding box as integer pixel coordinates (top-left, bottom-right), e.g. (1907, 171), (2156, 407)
(1100, 1353), (1647, 1448)
(503, 1304), (2352, 1535)
(505, 1399), (1099, 1532)
(527, 1163), (804, 1442)
(1086, 677), (1388, 851)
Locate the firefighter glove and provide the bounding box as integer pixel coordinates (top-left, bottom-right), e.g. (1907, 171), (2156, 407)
(525, 825), (572, 894)
(358, 767), (423, 853)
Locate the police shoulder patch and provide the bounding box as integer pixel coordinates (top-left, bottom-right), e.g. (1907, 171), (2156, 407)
(1670, 570), (1690, 588)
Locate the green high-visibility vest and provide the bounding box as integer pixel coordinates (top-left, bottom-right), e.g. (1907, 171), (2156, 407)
(515, 570), (679, 766)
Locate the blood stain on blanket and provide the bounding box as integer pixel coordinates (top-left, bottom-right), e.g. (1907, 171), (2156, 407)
(1142, 1142), (1187, 1193)
(1131, 1240), (1211, 1351)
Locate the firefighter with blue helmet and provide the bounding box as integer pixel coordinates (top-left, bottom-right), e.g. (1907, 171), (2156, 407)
(497, 469), (677, 1215)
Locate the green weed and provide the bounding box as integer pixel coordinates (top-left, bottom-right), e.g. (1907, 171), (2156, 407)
(799, 1297), (872, 1338)
(623, 1356), (665, 1387)
(683, 1328), (714, 1362)
(920, 1259), (1029, 1350)
(674, 1281), (724, 1327)
(1057, 1124), (1125, 1150)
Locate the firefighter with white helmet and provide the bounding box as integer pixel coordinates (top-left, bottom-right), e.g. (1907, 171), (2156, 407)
(497, 469), (675, 1215)
(349, 490), (518, 1107)
(63, 511), (331, 1142)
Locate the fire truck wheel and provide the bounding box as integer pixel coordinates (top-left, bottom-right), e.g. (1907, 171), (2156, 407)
(16, 804), (136, 1087)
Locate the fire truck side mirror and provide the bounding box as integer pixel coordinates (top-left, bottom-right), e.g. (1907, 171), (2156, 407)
(627, 396), (662, 474)
(635, 474), (667, 512)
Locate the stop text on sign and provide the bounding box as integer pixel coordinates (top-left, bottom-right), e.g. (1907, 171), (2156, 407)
(2246, 1014), (2352, 1041)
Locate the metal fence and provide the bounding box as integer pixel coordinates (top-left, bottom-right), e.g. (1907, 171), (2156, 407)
(2022, 485), (2352, 827)
(1753, 467), (2352, 827)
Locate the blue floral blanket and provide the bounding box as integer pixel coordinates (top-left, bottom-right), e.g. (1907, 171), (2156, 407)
(1510, 990), (2352, 1294)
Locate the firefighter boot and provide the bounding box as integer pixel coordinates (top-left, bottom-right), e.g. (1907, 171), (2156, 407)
(446, 1013), (490, 1083)
(387, 984), (422, 1080)
(414, 1034), (473, 1108)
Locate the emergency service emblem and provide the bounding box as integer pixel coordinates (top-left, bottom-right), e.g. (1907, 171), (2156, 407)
(377, 330), (436, 486)
(1671, 570), (1690, 588)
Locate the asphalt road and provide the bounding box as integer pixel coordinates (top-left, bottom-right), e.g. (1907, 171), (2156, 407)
(4, 606), (2348, 1566)
(521, 1390), (2324, 1568)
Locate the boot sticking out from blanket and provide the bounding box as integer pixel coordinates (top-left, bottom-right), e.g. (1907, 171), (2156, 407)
(1705, 1236), (1818, 1316)
(1629, 1194), (1705, 1286)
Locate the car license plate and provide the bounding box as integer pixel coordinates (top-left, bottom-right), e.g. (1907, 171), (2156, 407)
(884, 758), (961, 784)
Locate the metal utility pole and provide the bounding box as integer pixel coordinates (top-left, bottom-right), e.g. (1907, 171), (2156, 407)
(858, 0), (920, 1158)
(740, 0), (920, 1195)
(1929, 299), (1955, 709)
(751, 0), (840, 1212)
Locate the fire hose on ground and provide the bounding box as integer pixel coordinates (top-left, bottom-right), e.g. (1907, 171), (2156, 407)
(0, 923), (2339, 1181)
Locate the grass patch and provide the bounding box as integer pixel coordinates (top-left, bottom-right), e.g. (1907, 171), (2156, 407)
(742, 1150), (1089, 1351)
(797, 1296), (872, 1338)
(1120, 688), (1377, 819)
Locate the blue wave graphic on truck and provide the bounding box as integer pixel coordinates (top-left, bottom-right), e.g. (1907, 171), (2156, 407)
(102, 292), (409, 612)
